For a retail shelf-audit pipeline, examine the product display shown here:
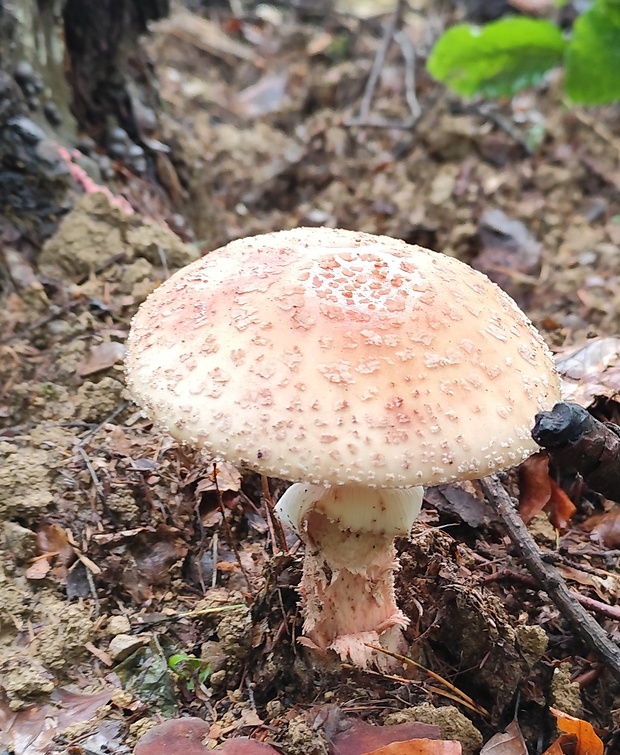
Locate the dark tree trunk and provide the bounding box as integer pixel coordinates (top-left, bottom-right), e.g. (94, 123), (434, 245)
(63, 0), (169, 143)
(0, 0), (169, 246)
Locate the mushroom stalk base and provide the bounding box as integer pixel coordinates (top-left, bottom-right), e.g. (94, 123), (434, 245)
(275, 483), (423, 666)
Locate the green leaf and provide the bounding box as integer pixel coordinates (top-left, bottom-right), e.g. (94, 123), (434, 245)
(565, 0), (620, 104)
(115, 638), (179, 717)
(427, 17), (566, 98)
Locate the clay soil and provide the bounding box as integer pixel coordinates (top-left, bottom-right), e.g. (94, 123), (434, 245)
(2, 3), (620, 754)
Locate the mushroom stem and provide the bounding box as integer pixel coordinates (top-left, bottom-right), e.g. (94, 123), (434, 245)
(275, 483), (423, 666)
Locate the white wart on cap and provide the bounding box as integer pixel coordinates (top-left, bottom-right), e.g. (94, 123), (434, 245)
(125, 227), (560, 486)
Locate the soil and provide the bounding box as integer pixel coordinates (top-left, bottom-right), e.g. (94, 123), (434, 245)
(1, 2), (620, 754)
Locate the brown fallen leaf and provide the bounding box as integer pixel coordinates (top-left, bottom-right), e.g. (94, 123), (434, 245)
(583, 507), (620, 548)
(542, 733), (578, 755)
(508, 0), (554, 14)
(195, 460), (242, 493)
(77, 340), (125, 377)
(37, 522), (76, 579)
(555, 336), (620, 408)
(556, 565), (615, 602)
(367, 739), (462, 755)
(154, 9), (256, 64)
(0, 687), (113, 755)
(472, 208), (541, 307)
(519, 453), (552, 524)
(480, 721), (527, 755)
(134, 717), (211, 755)
(24, 558), (52, 580)
(216, 738), (280, 753)
(518, 453), (576, 530)
(550, 708), (604, 755)
(332, 720), (441, 755)
(547, 479), (577, 531)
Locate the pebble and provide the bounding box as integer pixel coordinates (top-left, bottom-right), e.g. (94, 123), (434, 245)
(7, 115), (46, 144)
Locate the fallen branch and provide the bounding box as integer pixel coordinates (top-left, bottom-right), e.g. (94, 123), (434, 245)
(346, 0), (421, 129)
(480, 474), (620, 682)
(533, 401), (620, 501)
(481, 567), (620, 622)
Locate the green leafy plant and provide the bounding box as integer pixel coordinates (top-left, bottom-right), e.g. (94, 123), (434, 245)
(168, 652), (211, 692)
(427, 0), (620, 104)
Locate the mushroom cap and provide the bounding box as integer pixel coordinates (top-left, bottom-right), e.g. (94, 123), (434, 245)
(125, 227), (560, 487)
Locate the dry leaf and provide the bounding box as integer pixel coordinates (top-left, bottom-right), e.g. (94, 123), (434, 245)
(195, 461), (241, 493)
(550, 708), (604, 755)
(507, 0), (554, 13)
(519, 453), (553, 524)
(367, 739), (462, 755)
(25, 558), (52, 580)
(542, 733), (578, 754)
(77, 340), (125, 376)
(519, 453), (576, 530)
(216, 738), (279, 753)
(134, 717), (211, 755)
(234, 72), (288, 117)
(0, 687), (113, 755)
(37, 523), (74, 564)
(332, 720), (441, 755)
(480, 721), (528, 755)
(555, 336), (620, 407)
(547, 479), (577, 531)
(154, 9), (255, 63)
(583, 507), (620, 548)
(472, 208), (541, 305)
(556, 565), (616, 602)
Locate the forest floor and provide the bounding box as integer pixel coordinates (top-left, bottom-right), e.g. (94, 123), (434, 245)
(1, 2), (620, 754)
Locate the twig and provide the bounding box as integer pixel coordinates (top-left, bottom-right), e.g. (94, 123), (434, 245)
(261, 475), (289, 554)
(480, 475), (620, 681)
(572, 109), (620, 156)
(211, 531), (219, 589)
(76, 445), (105, 502)
(468, 102), (533, 153)
(134, 603), (245, 628)
(393, 29), (421, 122)
(481, 567), (620, 622)
(78, 401), (130, 447)
(346, 0), (422, 130)
(365, 644), (490, 717)
(358, 2), (402, 121)
(213, 463), (253, 592)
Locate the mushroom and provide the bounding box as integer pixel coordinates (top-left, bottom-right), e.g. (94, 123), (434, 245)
(125, 227), (560, 666)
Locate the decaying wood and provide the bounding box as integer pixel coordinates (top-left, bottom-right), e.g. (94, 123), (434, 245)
(533, 401), (620, 501)
(480, 474), (620, 682)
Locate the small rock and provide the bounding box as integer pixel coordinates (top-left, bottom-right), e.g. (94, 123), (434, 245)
(551, 663), (582, 717)
(2, 521), (37, 564)
(2, 656), (55, 707)
(516, 624), (548, 667)
(75, 377), (124, 422)
(106, 614), (132, 636)
(7, 115), (46, 144)
(108, 633), (147, 662)
(282, 715), (329, 755)
(385, 703), (483, 755)
(44, 101), (62, 125)
(14, 61), (36, 87)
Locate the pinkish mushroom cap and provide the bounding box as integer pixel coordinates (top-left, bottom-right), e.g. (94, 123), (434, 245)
(125, 227), (560, 664)
(125, 227), (560, 486)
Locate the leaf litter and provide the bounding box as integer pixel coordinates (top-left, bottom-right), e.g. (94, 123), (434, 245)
(2, 0), (620, 753)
